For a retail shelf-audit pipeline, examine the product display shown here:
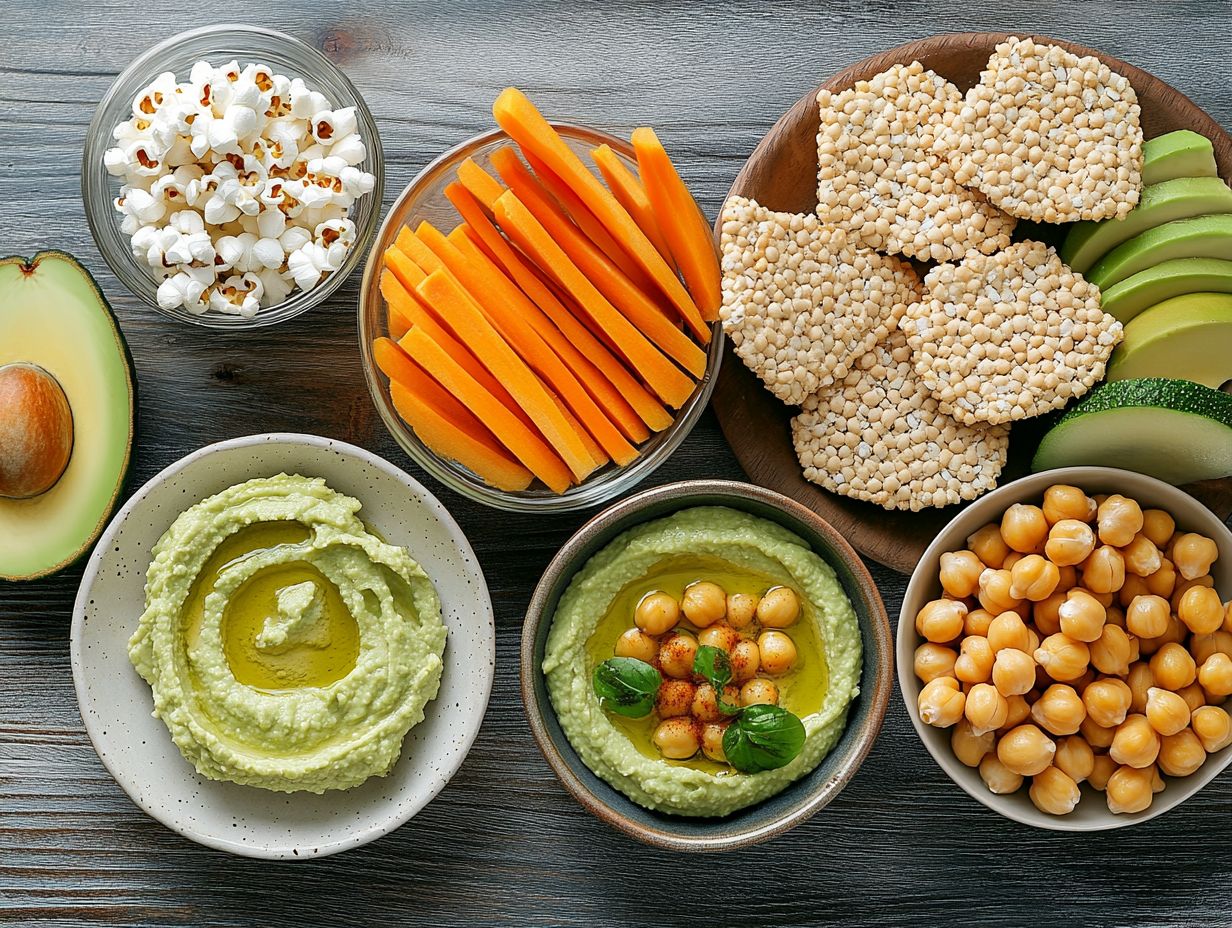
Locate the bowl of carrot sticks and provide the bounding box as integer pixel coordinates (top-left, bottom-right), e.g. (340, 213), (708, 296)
(358, 88), (723, 512)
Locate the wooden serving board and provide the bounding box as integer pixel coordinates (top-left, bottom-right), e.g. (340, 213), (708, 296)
(712, 31), (1232, 575)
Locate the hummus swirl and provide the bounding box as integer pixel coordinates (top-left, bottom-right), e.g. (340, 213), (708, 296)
(128, 474), (446, 794)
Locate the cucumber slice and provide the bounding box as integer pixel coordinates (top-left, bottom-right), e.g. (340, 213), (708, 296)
(1087, 214), (1232, 291)
(1100, 257), (1232, 324)
(1142, 130), (1218, 186)
(1032, 378), (1232, 485)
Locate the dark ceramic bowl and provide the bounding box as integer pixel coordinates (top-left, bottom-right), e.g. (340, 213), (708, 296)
(520, 479), (893, 851)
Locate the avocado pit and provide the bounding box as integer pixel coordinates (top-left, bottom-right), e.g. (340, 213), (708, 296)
(0, 362), (74, 499)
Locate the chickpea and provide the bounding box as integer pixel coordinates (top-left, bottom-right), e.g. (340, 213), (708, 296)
(1033, 592), (1065, 636)
(726, 592), (758, 628)
(1126, 595), (1170, 639)
(1118, 574), (1151, 609)
(1082, 545), (1126, 594)
(700, 722), (728, 762)
(1198, 653), (1232, 698)
(730, 639), (761, 683)
(1002, 693), (1032, 729)
(992, 648), (1036, 697)
(1090, 624), (1133, 677)
(987, 611), (1031, 653)
(954, 636), (995, 685)
(951, 718), (995, 767)
(967, 522), (1011, 569)
(1150, 642), (1197, 691)
(692, 683), (741, 723)
(979, 753), (1024, 794)
(1031, 684), (1086, 736)
(756, 586), (800, 628)
(740, 678), (779, 708)
(1030, 765), (1081, 815)
(1097, 494), (1144, 547)
(965, 683), (1010, 735)
(1008, 555), (1060, 602)
(964, 608), (996, 637)
(1179, 586), (1225, 635)
(1083, 677), (1132, 728)
(1080, 715), (1117, 750)
(1043, 484), (1097, 524)
(1045, 519), (1097, 567)
(681, 581), (726, 627)
(913, 642), (957, 684)
(1145, 687), (1191, 736)
(1110, 714), (1161, 768)
(1177, 682), (1207, 713)
(997, 723), (1056, 776)
(1171, 533), (1219, 581)
(1056, 564), (1080, 593)
(758, 631), (797, 675)
(1088, 753), (1118, 791)
(1159, 728), (1206, 777)
(698, 624), (741, 654)
(939, 550), (985, 599)
(615, 628), (659, 663)
(1090, 590), (1116, 608)
(1126, 662), (1156, 714)
(652, 717), (700, 759)
(1172, 575), (1215, 613)
(658, 631), (698, 679)
(656, 680), (697, 718)
(917, 676), (965, 728)
(635, 591), (680, 635)
(1034, 633), (1090, 682)
(1054, 735), (1095, 783)
(1141, 509), (1176, 548)
(1145, 559), (1177, 599)
(1058, 589), (1107, 643)
(978, 569), (1023, 615)
(1193, 631), (1232, 665)
(1106, 605), (1127, 629)
(1106, 764), (1155, 814)
(1225, 599), (1232, 634)
(915, 598), (967, 643)
(1122, 534), (1162, 578)
(1191, 705), (1232, 752)
(1001, 504), (1049, 554)
(1002, 552), (1024, 571)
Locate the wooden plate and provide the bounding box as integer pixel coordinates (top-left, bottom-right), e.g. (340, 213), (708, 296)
(713, 31), (1232, 574)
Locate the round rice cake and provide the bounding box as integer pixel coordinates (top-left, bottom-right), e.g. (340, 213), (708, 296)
(938, 36), (1143, 223)
(816, 61), (1016, 261)
(791, 326), (1009, 511)
(719, 195), (921, 406)
(902, 240), (1123, 426)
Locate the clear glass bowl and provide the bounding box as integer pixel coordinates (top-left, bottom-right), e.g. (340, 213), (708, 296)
(82, 24), (384, 329)
(358, 124), (723, 512)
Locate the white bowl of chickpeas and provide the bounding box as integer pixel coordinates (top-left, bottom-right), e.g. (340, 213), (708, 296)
(899, 466), (1232, 830)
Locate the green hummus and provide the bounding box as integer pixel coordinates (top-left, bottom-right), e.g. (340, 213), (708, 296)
(543, 506), (861, 817)
(128, 474), (446, 794)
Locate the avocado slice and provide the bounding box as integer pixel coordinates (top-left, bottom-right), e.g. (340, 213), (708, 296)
(1086, 214), (1232, 291)
(1100, 257), (1232, 324)
(0, 252), (135, 581)
(1142, 130), (1219, 186)
(1061, 177), (1232, 274)
(1106, 293), (1232, 388)
(1033, 378), (1232, 485)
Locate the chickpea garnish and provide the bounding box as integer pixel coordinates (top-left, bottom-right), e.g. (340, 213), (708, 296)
(918, 676), (965, 728)
(757, 631), (797, 675)
(615, 627), (659, 663)
(700, 722), (728, 762)
(978, 569), (1022, 615)
(1054, 735), (1095, 784)
(1150, 642), (1197, 691)
(1171, 533), (1219, 581)
(729, 639), (761, 683)
(756, 586), (800, 628)
(740, 678), (779, 708)
(955, 636), (995, 684)
(913, 642), (957, 683)
(1058, 588), (1106, 643)
(1198, 653), (1232, 697)
(1159, 728), (1206, 777)
(725, 592), (758, 628)
(1082, 545), (1126, 594)
(1097, 495), (1144, 547)
(1090, 624), (1133, 677)
(967, 523), (1011, 569)
(1191, 705), (1232, 752)
(652, 717), (700, 760)
(1088, 753), (1118, 791)
(915, 598), (967, 643)
(1178, 586), (1225, 635)
(658, 631), (698, 679)
(979, 754), (1023, 794)
(1140, 509), (1176, 548)
(987, 611), (1031, 653)
(1110, 714), (1160, 768)
(965, 683), (1010, 735)
(697, 624), (741, 654)
(940, 550), (985, 598)
(1106, 764), (1155, 814)
(635, 591), (679, 635)
(1043, 484), (1097, 525)
(1045, 519), (1096, 567)
(692, 683), (742, 723)
(1034, 633), (1090, 682)
(992, 648), (1036, 697)
(681, 581), (726, 627)
(951, 719), (995, 767)
(656, 680), (697, 718)
(1126, 594), (1170, 639)
(1009, 554), (1060, 601)
(1145, 685), (1191, 736)
(997, 723), (1056, 776)
(1121, 533), (1162, 578)
(1030, 766), (1081, 815)
(1001, 504), (1049, 554)
(1031, 684), (1086, 736)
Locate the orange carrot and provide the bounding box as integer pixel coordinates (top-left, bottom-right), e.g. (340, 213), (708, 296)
(457, 157), (506, 207)
(591, 144), (676, 270)
(396, 226), (446, 275)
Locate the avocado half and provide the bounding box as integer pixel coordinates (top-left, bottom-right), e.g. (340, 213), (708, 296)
(0, 252), (135, 581)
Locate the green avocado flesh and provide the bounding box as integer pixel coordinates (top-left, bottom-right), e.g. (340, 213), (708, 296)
(1100, 257), (1232, 324)
(1086, 214), (1232, 291)
(1061, 176), (1232, 274)
(1107, 293), (1232, 388)
(1033, 378), (1232, 485)
(1142, 130), (1219, 186)
(0, 253), (135, 581)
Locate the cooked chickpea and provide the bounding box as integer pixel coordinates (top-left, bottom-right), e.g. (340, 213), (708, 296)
(987, 611), (1031, 653)
(1106, 605), (1127, 629)
(758, 631), (797, 675)
(967, 522), (1011, 569)
(1106, 764), (1155, 814)
(1177, 682), (1207, 713)
(1080, 715), (1117, 750)
(1033, 593), (1065, 636)
(615, 627), (659, 663)
(965, 683), (1010, 735)
(1097, 494), (1144, 547)
(1172, 575), (1215, 613)
(1146, 559), (1177, 598)
(635, 591), (679, 635)
(979, 754), (1024, 794)
(1082, 677), (1131, 728)
(1145, 686), (1191, 736)
(1089, 590), (1116, 608)
(1225, 599), (1232, 634)
(1179, 586), (1225, 635)
(1126, 595), (1170, 639)
(700, 722), (728, 762)
(1118, 574), (1151, 608)
(1090, 624), (1133, 677)
(730, 639), (760, 683)
(1031, 684), (1086, 736)
(740, 678), (779, 707)
(1043, 484), (1097, 524)
(1002, 552), (1024, 570)
(913, 642), (957, 684)
(939, 550), (985, 599)
(655, 679), (696, 718)
(992, 648), (1036, 697)
(1030, 765), (1081, 815)
(1141, 509), (1176, 548)
(964, 608), (996, 637)
(915, 598), (967, 643)
(1191, 705), (1232, 751)
(1002, 693), (1032, 729)
(681, 581), (726, 627)
(1009, 555), (1060, 602)
(1126, 662), (1156, 714)
(725, 592), (758, 628)
(1193, 631), (1232, 665)
(997, 723), (1056, 776)
(1171, 533), (1219, 581)
(1058, 589), (1107, 643)
(1034, 633), (1090, 682)
(917, 676), (965, 727)
(1159, 728), (1206, 777)
(1198, 653), (1232, 698)
(653, 717), (700, 759)
(1056, 564), (1080, 593)
(1082, 545), (1126, 594)
(1088, 753), (1118, 791)
(658, 631), (698, 679)
(1122, 533), (1162, 578)
(1110, 714), (1161, 768)
(1001, 504), (1049, 554)
(978, 569), (1023, 615)
(1054, 735), (1095, 783)
(954, 636), (995, 684)
(756, 586), (800, 628)
(951, 718), (995, 767)
(697, 624), (741, 654)
(1150, 642), (1197, 691)
(692, 683), (741, 723)
(1045, 519), (1097, 567)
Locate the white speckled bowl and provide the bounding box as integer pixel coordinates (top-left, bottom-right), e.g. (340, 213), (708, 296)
(70, 433), (494, 858)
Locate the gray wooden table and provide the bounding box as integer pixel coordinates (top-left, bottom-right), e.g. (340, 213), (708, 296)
(4, 3), (1232, 925)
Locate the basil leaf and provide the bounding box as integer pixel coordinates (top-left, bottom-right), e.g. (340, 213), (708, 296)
(693, 645), (733, 689)
(593, 657), (661, 718)
(721, 705), (806, 773)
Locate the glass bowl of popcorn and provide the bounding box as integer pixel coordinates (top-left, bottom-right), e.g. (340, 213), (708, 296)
(82, 24), (384, 328)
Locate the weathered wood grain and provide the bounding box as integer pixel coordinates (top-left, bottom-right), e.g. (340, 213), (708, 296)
(3, 2), (1232, 926)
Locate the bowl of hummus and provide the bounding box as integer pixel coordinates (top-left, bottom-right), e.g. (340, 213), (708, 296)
(521, 480), (893, 851)
(71, 433), (494, 858)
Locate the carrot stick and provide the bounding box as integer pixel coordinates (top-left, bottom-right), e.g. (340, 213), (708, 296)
(591, 144), (676, 269)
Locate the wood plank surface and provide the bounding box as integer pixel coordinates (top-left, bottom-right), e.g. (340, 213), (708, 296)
(2, 2), (1231, 925)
